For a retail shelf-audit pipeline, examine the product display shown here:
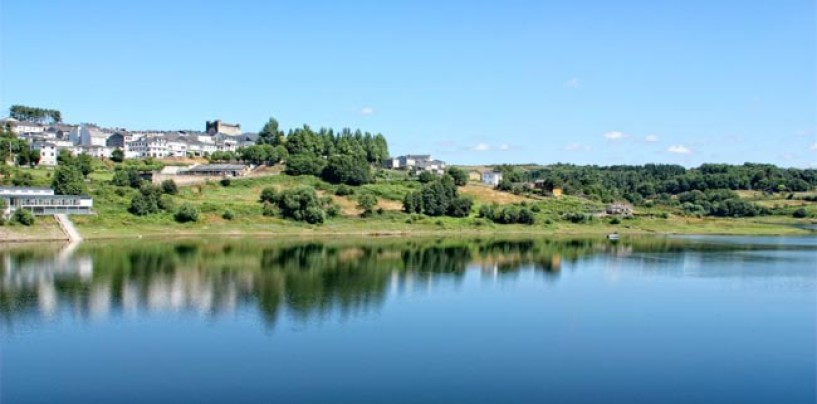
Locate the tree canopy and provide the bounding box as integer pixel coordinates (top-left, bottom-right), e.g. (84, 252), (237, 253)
(9, 105), (62, 123)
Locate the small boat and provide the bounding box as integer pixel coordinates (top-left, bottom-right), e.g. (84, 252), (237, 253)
(607, 232), (620, 241)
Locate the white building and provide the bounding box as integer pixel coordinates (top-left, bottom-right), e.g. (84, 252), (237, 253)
(482, 171), (503, 187)
(69, 125), (110, 147)
(127, 136), (169, 158)
(30, 141), (58, 166)
(74, 145), (113, 159)
(1, 118), (45, 135)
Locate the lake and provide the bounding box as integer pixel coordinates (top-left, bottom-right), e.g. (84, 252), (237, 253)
(1, 236), (815, 403)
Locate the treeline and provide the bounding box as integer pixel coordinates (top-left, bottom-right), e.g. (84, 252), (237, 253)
(498, 163), (817, 203)
(209, 117), (390, 187)
(256, 118), (389, 165)
(9, 105), (62, 124)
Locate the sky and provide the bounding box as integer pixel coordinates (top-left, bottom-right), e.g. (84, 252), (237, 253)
(1, 0), (815, 167)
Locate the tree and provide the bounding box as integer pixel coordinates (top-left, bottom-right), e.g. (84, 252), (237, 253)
(257, 117), (284, 145)
(52, 165), (86, 195)
(76, 153), (93, 178)
(111, 148), (125, 163)
(9, 105), (61, 123)
(447, 167), (469, 186)
(403, 191), (423, 214)
(285, 154), (326, 176)
(322, 155), (371, 185)
(357, 194), (378, 217)
(28, 149), (41, 166)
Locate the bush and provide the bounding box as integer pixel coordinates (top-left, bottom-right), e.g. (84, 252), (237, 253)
(162, 180), (179, 195)
(158, 195), (175, 211)
(326, 204), (342, 218)
(517, 208), (535, 225)
(129, 184), (163, 216)
(478, 204), (496, 220)
(564, 212), (592, 224)
(335, 184), (355, 196)
(262, 202), (277, 217)
(269, 186), (326, 224)
(322, 155), (371, 185)
(609, 217), (621, 225)
(174, 203), (199, 223)
(417, 171), (436, 183)
(220, 178), (231, 187)
(52, 165), (86, 195)
(259, 187), (278, 203)
(357, 194), (378, 217)
(12, 209), (35, 226)
(403, 191), (423, 214)
(222, 210), (235, 220)
(447, 197), (473, 218)
(793, 208), (808, 218)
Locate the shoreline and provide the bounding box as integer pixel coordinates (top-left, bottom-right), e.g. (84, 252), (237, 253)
(2, 219), (814, 244)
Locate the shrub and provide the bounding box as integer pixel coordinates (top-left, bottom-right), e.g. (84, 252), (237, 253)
(322, 155), (371, 185)
(222, 210), (235, 220)
(174, 203), (199, 223)
(609, 217), (621, 225)
(12, 209), (35, 226)
(335, 184), (355, 196)
(262, 202), (277, 217)
(259, 187), (278, 203)
(564, 212), (592, 224)
(447, 197), (473, 218)
(129, 184), (163, 216)
(517, 208), (535, 225)
(220, 178), (231, 187)
(357, 194), (378, 217)
(793, 208), (808, 218)
(271, 186), (325, 224)
(478, 204), (496, 220)
(403, 191), (423, 214)
(326, 204), (342, 218)
(158, 195), (175, 211)
(417, 171), (436, 183)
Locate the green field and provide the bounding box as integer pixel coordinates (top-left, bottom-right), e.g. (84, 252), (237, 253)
(1, 165), (816, 241)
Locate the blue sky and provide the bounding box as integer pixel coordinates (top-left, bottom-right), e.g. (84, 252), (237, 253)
(1, 0), (815, 167)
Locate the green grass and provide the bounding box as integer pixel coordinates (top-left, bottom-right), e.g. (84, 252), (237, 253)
(3, 166), (817, 241)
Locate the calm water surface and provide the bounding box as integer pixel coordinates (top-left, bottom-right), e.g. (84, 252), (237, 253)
(1, 236), (815, 403)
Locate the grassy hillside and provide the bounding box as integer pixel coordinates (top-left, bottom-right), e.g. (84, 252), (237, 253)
(1, 164), (816, 241)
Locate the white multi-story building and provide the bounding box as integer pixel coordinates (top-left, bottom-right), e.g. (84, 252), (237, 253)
(30, 141), (59, 166)
(69, 125), (110, 147)
(127, 136), (169, 158)
(74, 145), (113, 159)
(1, 118), (45, 135)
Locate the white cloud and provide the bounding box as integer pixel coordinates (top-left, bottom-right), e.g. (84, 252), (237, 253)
(667, 145), (692, 154)
(645, 134), (659, 142)
(564, 78), (581, 88)
(603, 131), (627, 140)
(810, 143), (817, 151)
(499, 144), (510, 151)
(472, 143), (491, 152)
(360, 107), (374, 115)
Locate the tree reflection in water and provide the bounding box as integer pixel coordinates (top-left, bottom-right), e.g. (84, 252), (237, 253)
(2, 236), (801, 328)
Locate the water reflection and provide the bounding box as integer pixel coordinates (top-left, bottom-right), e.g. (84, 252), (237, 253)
(1, 236), (814, 328)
